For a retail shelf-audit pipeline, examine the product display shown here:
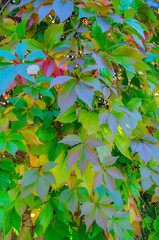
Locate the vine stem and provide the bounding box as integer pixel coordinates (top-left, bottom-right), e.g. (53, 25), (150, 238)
(0, 0), (11, 15)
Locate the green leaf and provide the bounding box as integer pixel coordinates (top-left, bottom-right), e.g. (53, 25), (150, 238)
(127, 98), (141, 109)
(6, 141), (18, 156)
(26, 39), (43, 51)
(8, 97), (28, 108)
(36, 126), (56, 142)
(9, 207), (21, 233)
(0, 207), (5, 230)
(16, 16), (28, 39)
(44, 24), (64, 50)
(0, 192), (11, 206)
(79, 109), (99, 135)
(15, 197), (26, 216)
(114, 133), (131, 159)
(93, 24), (107, 51)
(31, 107), (43, 119)
(60, 189), (72, 203)
(39, 202), (53, 232)
(56, 106), (78, 123)
(21, 170), (38, 188)
(0, 157), (15, 173)
(0, 169), (10, 191)
(111, 45), (146, 65)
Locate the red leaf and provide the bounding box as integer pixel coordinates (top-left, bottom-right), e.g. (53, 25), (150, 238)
(42, 60), (55, 77)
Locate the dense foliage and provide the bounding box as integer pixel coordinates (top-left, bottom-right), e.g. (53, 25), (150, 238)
(0, 0), (159, 239)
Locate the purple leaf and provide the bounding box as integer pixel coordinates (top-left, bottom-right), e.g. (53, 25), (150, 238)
(94, 172), (103, 189)
(84, 145), (99, 166)
(42, 172), (55, 183)
(151, 172), (159, 186)
(81, 65), (98, 73)
(21, 170), (38, 188)
(66, 193), (78, 214)
(37, 5), (52, 22)
(58, 134), (81, 145)
(95, 207), (107, 232)
(96, 16), (110, 32)
(140, 166), (151, 179)
(52, 0), (74, 23)
(36, 176), (50, 202)
(143, 135), (158, 143)
(67, 145), (82, 169)
(41, 161), (57, 172)
(68, 61), (76, 74)
(102, 156), (118, 167)
(80, 202), (95, 216)
(92, 53), (105, 69)
(99, 204), (116, 217)
(104, 172), (116, 195)
(102, 87), (111, 98)
(130, 141), (159, 163)
(75, 82), (94, 109)
(106, 167), (125, 179)
(141, 177), (152, 191)
(84, 208), (96, 231)
(57, 82), (77, 115)
(108, 114), (118, 137)
(50, 76), (73, 88)
(86, 137), (105, 148)
(107, 14), (123, 24)
(83, 77), (101, 91)
(99, 110), (109, 125)
(78, 156), (88, 175)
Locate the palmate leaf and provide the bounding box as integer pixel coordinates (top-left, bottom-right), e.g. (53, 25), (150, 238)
(52, 0), (74, 23)
(104, 172), (116, 195)
(95, 207), (107, 232)
(36, 176), (50, 202)
(0, 66), (17, 95)
(96, 16), (110, 33)
(84, 145), (99, 166)
(66, 192), (78, 214)
(86, 137), (105, 148)
(21, 170), (38, 188)
(57, 82), (77, 115)
(75, 82), (94, 109)
(130, 140), (159, 163)
(67, 145), (82, 169)
(59, 134), (81, 146)
(38, 202), (53, 232)
(111, 45), (146, 65)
